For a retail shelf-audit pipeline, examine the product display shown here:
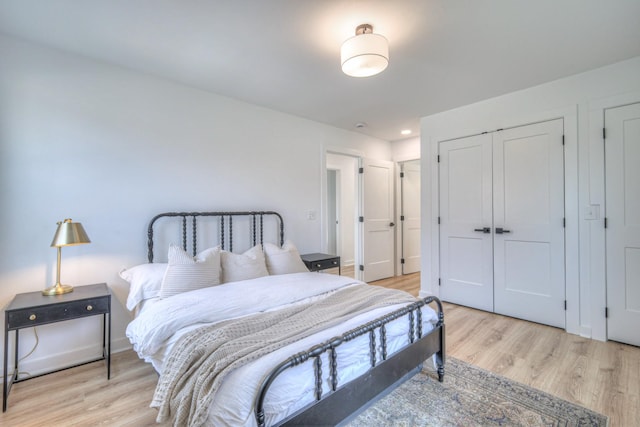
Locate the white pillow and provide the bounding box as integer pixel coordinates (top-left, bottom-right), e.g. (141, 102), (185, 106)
(120, 263), (168, 311)
(263, 240), (309, 275)
(220, 244), (269, 283)
(159, 245), (221, 298)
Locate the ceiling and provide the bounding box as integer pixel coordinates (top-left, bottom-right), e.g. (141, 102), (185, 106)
(1, 1), (639, 142)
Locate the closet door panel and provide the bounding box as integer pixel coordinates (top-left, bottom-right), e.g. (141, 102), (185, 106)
(439, 134), (493, 311)
(605, 102), (640, 346)
(493, 119), (565, 328)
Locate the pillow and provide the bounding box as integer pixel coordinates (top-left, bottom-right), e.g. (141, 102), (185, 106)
(263, 240), (309, 275)
(120, 263), (168, 311)
(220, 244), (269, 283)
(159, 245), (221, 298)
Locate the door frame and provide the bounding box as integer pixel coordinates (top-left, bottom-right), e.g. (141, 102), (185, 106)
(322, 147), (364, 280)
(424, 106), (580, 335)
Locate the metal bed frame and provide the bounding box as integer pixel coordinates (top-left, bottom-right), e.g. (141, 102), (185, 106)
(147, 211), (445, 427)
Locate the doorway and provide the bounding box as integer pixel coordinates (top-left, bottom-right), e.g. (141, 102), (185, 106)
(326, 169), (339, 255)
(326, 153), (358, 277)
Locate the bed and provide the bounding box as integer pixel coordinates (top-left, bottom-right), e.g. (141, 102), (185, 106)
(123, 211), (445, 426)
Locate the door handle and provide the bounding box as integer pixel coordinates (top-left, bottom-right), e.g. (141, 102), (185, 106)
(389, 222), (396, 227)
(495, 227), (511, 234)
(473, 227), (491, 234)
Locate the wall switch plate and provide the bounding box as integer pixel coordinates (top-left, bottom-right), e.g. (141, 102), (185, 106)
(307, 210), (317, 220)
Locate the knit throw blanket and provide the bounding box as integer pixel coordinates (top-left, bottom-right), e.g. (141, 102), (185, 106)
(151, 284), (416, 426)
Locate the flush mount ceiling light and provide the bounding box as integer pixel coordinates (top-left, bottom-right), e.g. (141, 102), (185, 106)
(341, 24), (389, 77)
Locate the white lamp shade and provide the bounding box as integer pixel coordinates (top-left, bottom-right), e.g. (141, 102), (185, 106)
(341, 32), (389, 77)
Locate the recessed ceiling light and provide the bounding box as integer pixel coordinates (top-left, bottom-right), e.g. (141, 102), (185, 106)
(400, 129), (412, 135)
(355, 122), (367, 128)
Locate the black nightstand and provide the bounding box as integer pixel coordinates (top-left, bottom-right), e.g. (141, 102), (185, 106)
(300, 253), (341, 275)
(3, 283), (111, 412)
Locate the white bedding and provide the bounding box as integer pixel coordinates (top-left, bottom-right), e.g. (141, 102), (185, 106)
(126, 272), (438, 426)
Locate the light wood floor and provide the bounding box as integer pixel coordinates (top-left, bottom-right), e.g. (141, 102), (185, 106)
(1, 272), (638, 426)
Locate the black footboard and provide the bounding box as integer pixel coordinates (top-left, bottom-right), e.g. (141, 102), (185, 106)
(255, 296), (445, 427)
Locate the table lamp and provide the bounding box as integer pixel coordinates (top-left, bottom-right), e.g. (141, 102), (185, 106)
(44, 218), (91, 296)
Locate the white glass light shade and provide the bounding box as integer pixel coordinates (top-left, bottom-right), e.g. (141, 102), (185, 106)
(341, 32), (389, 77)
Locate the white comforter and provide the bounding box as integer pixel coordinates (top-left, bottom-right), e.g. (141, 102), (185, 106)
(126, 272), (438, 426)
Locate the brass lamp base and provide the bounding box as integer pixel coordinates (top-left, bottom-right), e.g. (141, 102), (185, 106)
(42, 283), (74, 296)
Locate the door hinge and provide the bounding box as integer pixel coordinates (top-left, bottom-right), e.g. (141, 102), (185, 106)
(437, 155), (440, 163)
(438, 278), (441, 286)
(563, 217), (566, 228)
(564, 300), (567, 310)
(604, 217), (608, 228)
(603, 127), (606, 140)
(605, 307), (609, 318)
(359, 167), (364, 174)
(359, 216), (364, 223)
(562, 135), (565, 145)
(400, 258), (405, 264)
(400, 215), (405, 221)
(438, 216), (441, 225)
(400, 172), (404, 178)
(359, 265), (364, 271)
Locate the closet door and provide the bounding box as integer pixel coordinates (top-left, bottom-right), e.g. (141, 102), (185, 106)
(493, 119), (565, 328)
(439, 133), (494, 311)
(605, 102), (640, 347)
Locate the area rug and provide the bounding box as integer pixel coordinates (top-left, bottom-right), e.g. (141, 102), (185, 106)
(345, 357), (608, 426)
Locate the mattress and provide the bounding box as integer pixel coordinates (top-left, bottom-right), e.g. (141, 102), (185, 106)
(126, 272), (438, 426)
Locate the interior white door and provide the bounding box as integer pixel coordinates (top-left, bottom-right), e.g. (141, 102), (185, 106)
(605, 102), (640, 346)
(492, 119), (566, 328)
(439, 133), (494, 311)
(401, 160), (421, 274)
(362, 158), (395, 282)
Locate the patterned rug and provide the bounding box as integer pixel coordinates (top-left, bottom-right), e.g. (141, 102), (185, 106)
(345, 357), (608, 426)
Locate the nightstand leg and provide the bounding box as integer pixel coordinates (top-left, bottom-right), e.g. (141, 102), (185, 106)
(106, 311), (111, 380)
(14, 329), (19, 378)
(3, 324), (8, 412)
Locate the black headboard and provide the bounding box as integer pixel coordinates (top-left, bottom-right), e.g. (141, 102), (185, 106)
(147, 211), (284, 263)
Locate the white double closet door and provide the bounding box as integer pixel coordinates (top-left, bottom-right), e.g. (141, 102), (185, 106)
(439, 119), (566, 328)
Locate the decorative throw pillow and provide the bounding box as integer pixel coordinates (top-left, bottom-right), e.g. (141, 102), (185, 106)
(220, 244), (269, 283)
(159, 245), (221, 298)
(263, 240), (309, 275)
(120, 263), (168, 311)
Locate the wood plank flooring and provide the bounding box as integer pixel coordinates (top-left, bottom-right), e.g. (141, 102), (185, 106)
(1, 272), (638, 426)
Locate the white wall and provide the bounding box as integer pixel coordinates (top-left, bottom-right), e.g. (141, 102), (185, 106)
(0, 34), (391, 374)
(420, 55), (640, 341)
(391, 137), (420, 162)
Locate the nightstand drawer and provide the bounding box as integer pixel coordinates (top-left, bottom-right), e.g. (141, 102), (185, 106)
(6, 297), (109, 329)
(300, 253), (341, 272)
(309, 258), (340, 271)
